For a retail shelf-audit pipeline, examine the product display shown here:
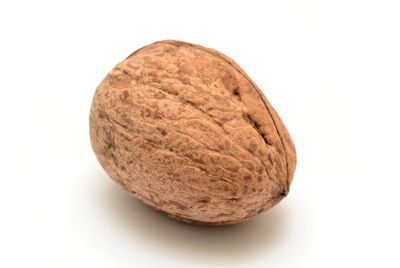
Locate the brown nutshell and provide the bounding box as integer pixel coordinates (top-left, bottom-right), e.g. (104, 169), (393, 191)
(89, 40), (297, 225)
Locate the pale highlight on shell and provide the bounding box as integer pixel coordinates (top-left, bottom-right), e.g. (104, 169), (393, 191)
(90, 40), (296, 225)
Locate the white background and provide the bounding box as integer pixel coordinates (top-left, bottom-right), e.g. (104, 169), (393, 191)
(1, 0), (399, 267)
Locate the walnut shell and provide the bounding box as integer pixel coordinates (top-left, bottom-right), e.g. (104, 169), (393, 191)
(89, 40), (296, 225)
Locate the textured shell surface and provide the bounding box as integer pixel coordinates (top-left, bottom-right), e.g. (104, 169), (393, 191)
(89, 40), (296, 225)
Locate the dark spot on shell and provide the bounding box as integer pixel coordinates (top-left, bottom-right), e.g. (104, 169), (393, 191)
(98, 110), (108, 119)
(244, 175), (252, 181)
(199, 197), (211, 203)
(258, 208), (266, 213)
(157, 127), (167, 136)
(280, 191), (288, 197)
(232, 87), (241, 100)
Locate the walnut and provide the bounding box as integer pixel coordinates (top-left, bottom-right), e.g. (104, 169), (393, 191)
(89, 40), (296, 225)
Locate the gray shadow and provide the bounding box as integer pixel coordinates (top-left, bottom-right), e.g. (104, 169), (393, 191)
(94, 171), (291, 261)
